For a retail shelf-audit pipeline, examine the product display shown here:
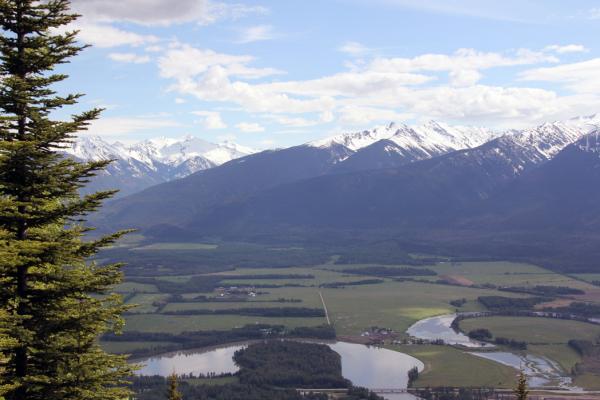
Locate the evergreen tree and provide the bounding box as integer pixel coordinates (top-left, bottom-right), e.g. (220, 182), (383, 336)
(0, 1), (134, 399)
(514, 369), (529, 400)
(167, 373), (183, 400)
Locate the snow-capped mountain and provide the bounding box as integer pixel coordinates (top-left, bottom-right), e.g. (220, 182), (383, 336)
(310, 116), (600, 174)
(63, 135), (255, 197)
(127, 135), (254, 167)
(311, 121), (500, 155)
(309, 121), (501, 173)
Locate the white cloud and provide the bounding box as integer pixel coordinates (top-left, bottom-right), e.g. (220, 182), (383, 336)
(405, 85), (562, 123)
(449, 69), (482, 87)
(162, 45), (558, 118)
(337, 106), (412, 126)
(145, 45), (164, 53)
(158, 42), (594, 130)
(265, 70), (433, 97)
(520, 58), (600, 94)
(367, 0), (552, 23)
(236, 122), (265, 132)
(108, 52), (151, 64)
(83, 116), (184, 137)
(175, 98), (187, 104)
(589, 8), (600, 20)
(237, 25), (275, 44)
(70, 0), (268, 26)
(192, 111), (228, 129)
(368, 48), (557, 74)
(262, 114), (321, 127)
(55, 20), (159, 48)
(544, 44), (588, 54)
(158, 43), (283, 80)
(338, 41), (372, 57)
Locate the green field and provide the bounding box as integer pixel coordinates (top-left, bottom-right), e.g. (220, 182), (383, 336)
(124, 314), (327, 333)
(395, 345), (517, 388)
(460, 316), (600, 344)
(115, 281), (158, 293)
(101, 341), (177, 354)
(528, 344), (581, 372)
(574, 373), (600, 390)
(116, 261), (600, 340)
(429, 261), (597, 291)
(460, 316), (600, 376)
(132, 242), (218, 251)
(572, 273), (600, 284)
(109, 257), (600, 390)
(323, 280), (524, 336)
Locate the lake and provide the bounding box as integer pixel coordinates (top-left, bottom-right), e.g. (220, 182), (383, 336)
(136, 341), (424, 400)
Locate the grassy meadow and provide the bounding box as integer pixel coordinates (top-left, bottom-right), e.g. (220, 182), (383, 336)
(102, 242), (600, 389)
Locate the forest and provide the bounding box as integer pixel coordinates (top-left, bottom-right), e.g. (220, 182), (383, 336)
(131, 341), (384, 400)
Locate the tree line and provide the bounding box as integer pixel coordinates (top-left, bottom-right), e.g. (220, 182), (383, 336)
(103, 324), (336, 358)
(135, 341), (385, 400)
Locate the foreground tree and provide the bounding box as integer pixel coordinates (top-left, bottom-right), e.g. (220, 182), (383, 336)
(514, 369), (529, 400)
(0, 1), (133, 399)
(167, 373), (183, 400)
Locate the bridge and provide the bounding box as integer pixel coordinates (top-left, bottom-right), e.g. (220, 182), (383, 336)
(371, 388), (409, 394)
(297, 387), (409, 395)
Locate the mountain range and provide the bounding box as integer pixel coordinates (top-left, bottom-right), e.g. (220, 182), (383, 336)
(63, 135), (255, 197)
(90, 114), (600, 271)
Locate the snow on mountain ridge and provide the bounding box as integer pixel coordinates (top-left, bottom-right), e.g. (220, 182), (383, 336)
(64, 135), (255, 168)
(61, 135), (256, 197)
(310, 121), (501, 161)
(310, 117), (598, 160)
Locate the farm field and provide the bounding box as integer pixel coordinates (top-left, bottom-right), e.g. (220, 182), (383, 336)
(394, 345), (516, 388)
(571, 274), (600, 283)
(321, 280), (522, 336)
(106, 256), (600, 390)
(114, 260), (600, 342)
(124, 314), (327, 334)
(459, 316), (600, 379)
(131, 242), (219, 251)
(459, 317), (600, 344)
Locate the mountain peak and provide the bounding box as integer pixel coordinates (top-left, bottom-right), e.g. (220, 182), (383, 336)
(310, 120), (499, 160)
(61, 135), (255, 197)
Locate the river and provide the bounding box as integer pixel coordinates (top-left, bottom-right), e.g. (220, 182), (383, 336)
(406, 313), (489, 347)
(136, 341), (424, 400)
(406, 313), (578, 390)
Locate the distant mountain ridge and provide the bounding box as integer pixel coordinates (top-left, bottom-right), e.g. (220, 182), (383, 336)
(90, 114), (600, 271)
(63, 135), (255, 197)
(311, 120), (499, 153)
(93, 114), (599, 232)
(310, 121), (500, 172)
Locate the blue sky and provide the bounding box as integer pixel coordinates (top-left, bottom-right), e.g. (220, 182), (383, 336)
(57, 0), (600, 148)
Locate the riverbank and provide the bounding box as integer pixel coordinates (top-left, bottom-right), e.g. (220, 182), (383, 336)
(132, 339), (424, 400)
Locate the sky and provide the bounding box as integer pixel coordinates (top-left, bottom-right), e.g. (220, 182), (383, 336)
(53, 0), (600, 149)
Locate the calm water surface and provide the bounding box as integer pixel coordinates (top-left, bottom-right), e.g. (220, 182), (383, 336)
(406, 314), (489, 347)
(136, 341), (424, 399)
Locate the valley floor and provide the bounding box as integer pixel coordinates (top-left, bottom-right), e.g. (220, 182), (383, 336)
(103, 241), (600, 391)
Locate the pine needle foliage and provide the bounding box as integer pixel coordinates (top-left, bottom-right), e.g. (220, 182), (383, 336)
(514, 369), (529, 400)
(167, 373), (183, 400)
(0, 1), (134, 399)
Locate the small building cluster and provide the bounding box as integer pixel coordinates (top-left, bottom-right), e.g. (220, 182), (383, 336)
(215, 286), (258, 298)
(360, 326), (398, 344)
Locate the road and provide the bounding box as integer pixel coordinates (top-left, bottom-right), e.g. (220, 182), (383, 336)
(319, 291), (331, 325)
